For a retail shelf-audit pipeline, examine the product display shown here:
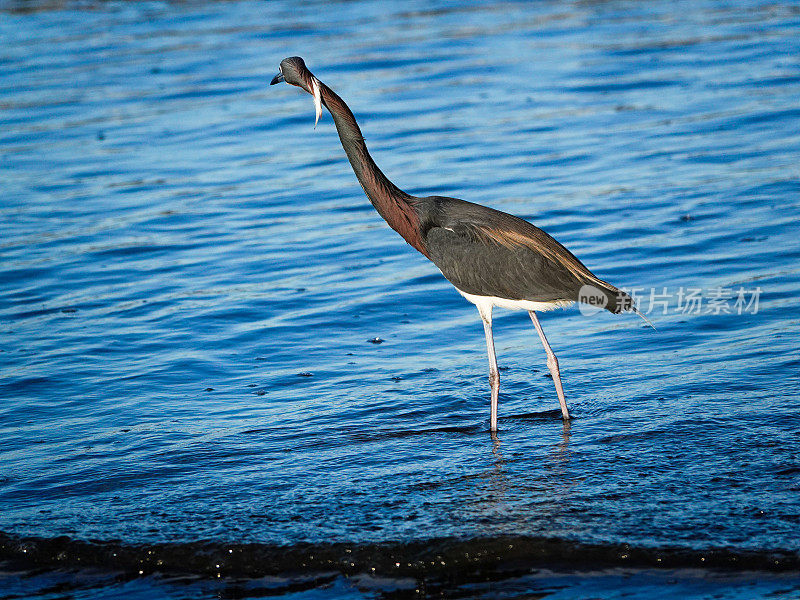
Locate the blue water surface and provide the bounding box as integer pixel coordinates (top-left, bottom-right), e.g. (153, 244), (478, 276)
(1, 0), (800, 598)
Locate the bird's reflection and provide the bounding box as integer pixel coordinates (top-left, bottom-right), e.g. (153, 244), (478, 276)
(548, 419), (572, 473)
(473, 418), (576, 531)
(489, 417), (572, 472)
(488, 430), (507, 496)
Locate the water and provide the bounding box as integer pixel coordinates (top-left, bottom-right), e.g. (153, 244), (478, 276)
(2, 0), (800, 597)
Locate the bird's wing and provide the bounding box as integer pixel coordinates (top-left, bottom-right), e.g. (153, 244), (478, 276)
(421, 197), (631, 310)
(425, 225), (583, 303)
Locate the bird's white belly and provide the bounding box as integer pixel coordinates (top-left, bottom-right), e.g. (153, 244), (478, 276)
(455, 288), (574, 313)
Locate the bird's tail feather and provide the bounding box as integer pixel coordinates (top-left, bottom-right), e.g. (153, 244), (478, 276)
(594, 282), (656, 329)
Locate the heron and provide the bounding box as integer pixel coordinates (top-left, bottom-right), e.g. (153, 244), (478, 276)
(271, 57), (647, 431)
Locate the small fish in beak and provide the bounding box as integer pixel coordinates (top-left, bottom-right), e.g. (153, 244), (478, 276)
(311, 76), (322, 128)
(270, 62), (322, 129)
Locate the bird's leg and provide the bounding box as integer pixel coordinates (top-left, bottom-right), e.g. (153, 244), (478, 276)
(478, 304), (500, 432)
(529, 311), (570, 420)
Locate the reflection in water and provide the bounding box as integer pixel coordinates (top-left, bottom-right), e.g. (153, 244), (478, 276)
(542, 420), (577, 513)
(473, 420), (576, 535)
(488, 430), (507, 500)
(514, 419), (580, 533)
(548, 420), (573, 475)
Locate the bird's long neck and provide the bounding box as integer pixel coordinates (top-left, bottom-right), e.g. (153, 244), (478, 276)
(316, 81), (429, 257)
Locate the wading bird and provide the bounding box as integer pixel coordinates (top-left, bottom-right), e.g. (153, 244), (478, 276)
(271, 57), (645, 431)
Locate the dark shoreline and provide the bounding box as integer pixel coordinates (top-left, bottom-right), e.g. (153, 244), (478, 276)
(2, 531), (798, 581)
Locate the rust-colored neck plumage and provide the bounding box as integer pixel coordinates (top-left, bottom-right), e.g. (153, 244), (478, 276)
(313, 79), (429, 258)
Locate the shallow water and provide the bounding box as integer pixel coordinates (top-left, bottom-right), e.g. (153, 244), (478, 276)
(2, 0), (800, 597)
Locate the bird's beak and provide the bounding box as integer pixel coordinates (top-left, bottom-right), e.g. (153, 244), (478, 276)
(270, 72), (285, 85)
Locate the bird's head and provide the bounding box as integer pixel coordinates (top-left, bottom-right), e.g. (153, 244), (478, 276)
(271, 56), (323, 128)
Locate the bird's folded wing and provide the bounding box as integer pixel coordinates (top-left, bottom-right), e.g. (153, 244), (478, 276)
(424, 225), (585, 302)
(418, 196), (631, 311)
